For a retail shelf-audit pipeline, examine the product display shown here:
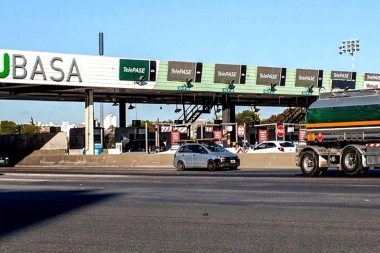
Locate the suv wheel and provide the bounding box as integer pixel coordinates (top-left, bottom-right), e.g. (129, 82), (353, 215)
(207, 160), (216, 171)
(177, 161), (185, 171)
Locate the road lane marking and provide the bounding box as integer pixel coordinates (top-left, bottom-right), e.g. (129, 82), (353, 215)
(0, 178), (48, 182)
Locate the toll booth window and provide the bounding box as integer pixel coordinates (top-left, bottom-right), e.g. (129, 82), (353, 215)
(94, 136), (101, 143)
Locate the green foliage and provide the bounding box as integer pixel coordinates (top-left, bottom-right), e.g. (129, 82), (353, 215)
(235, 110), (261, 127)
(20, 124), (41, 134)
(106, 125), (116, 134)
(0, 117), (42, 135)
(140, 120), (156, 132)
(261, 107), (305, 125)
(0, 120), (18, 134)
(105, 132), (115, 149)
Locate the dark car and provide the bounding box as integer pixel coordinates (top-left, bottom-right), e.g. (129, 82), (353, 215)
(0, 154), (10, 166)
(173, 143), (240, 171)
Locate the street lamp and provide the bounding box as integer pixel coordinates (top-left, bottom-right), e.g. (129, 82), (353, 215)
(251, 105), (260, 113)
(339, 39), (360, 71)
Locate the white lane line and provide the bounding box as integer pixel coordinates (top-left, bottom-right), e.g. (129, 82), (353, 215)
(0, 178), (48, 182)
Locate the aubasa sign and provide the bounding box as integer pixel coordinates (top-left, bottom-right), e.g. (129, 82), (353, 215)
(0, 52), (82, 82)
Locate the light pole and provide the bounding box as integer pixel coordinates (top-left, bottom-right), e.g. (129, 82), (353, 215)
(339, 39), (360, 71)
(99, 32), (104, 127)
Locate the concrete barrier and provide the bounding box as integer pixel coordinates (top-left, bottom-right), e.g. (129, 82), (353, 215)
(15, 152), (298, 168)
(238, 153), (297, 168)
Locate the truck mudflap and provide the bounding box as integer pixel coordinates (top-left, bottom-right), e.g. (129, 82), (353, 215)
(296, 145), (340, 168)
(364, 144), (380, 166)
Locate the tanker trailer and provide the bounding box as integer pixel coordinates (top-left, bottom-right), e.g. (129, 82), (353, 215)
(296, 88), (380, 177)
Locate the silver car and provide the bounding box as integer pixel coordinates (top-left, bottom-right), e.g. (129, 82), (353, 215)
(173, 143), (240, 171)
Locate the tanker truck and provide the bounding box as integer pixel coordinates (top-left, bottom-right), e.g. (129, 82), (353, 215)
(296, 88), (380, 177)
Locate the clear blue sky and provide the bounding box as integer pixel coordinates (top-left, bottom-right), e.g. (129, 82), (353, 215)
(1, 0), (379, 125)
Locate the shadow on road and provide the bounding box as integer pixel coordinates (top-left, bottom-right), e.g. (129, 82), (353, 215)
(0, 190), (116, 238)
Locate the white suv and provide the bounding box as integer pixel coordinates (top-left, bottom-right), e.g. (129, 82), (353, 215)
(248, 141), (295, 153)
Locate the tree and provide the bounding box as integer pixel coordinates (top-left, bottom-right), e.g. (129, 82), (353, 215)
(235, 110), (261, 127)
(161, 119), (174, 124)
(140, 120), (156, 132)
(105, 132), (115, 149)
(261, 107), (305, 125)
(20, 124), (41, 134)
(107, 125), (116, 133)
(0, 120), (18, 134)
(19, 116), (41, 134)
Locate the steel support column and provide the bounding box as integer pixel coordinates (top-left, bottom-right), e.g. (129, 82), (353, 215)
(222, 94), (236, 146)
(85, 89), (94, 155)
(119, 98), (126, 127)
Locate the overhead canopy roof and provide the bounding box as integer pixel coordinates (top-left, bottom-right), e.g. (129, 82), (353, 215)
(0, 48), (332, 108)
(0, 82), (316, 108)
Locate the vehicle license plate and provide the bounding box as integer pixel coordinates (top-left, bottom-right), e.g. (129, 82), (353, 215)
(0, 160), (4, 163)
(230, 160), (235, 163)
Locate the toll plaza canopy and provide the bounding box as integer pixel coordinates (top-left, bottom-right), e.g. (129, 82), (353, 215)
(2, 48), (379, 110)
(2, 48), (379, 154)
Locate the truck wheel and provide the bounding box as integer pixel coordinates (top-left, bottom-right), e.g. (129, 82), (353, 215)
(341, 147), (363, 176)
(300, 151), (321, 177)
(207, 160), (216, 171)
(177, 161), (186, 171)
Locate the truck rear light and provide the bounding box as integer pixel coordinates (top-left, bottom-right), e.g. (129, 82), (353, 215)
(278, 147), (285, 152)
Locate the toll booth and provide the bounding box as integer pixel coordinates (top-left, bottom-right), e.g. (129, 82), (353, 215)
(69, 127), (104, 153)
(115, 124), (155, 152)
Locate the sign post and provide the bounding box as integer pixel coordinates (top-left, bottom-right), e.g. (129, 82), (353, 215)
(244, 123), (246, 143)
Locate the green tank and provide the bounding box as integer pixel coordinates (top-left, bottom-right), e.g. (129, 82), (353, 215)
(305, 89), (380, 124)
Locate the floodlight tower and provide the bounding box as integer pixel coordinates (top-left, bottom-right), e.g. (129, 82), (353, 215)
(339, 39), (360, 71)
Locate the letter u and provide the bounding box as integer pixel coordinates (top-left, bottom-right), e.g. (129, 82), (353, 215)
(0, 53), (10, 78)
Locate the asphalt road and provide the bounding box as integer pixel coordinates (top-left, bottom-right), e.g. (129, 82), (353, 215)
(1, 168), (380, 252)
